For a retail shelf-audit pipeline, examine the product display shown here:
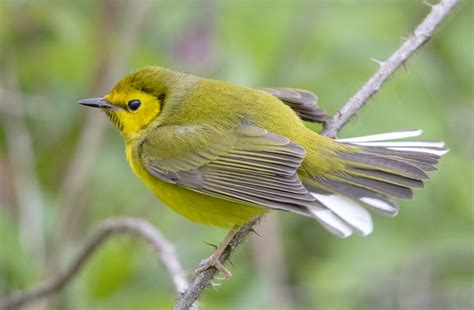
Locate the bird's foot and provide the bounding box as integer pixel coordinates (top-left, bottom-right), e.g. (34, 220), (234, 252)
(194, 254), (232, 279)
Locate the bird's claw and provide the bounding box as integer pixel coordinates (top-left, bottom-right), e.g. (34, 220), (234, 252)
(194, 254), (232, 279)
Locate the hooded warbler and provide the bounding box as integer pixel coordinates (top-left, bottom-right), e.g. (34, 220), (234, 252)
(79, 66), (447, 277)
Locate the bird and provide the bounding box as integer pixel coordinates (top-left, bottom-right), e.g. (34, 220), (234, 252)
(78, 66), (447, 277)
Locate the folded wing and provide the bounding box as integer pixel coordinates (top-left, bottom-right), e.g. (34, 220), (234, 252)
(258, 87), (329, 123)
(140, 123), (359, 237)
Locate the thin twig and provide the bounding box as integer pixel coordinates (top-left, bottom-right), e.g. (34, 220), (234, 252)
(320, 0), (459, 138)
(0, 88), (51, 120)
(0, 217), (189, 310)
(41, 2), (152, 306)
(174, 1), (459, 309)
(173, 218), (260, 310)
(55, 0), (152, 245)
(45, 4), (154, 304)
(0, 55), (46, 263)
(250, 214), (295, 309)
(0, 1), (459, 309)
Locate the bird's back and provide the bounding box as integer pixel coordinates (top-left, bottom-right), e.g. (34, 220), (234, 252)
(159, 78), (344, 177)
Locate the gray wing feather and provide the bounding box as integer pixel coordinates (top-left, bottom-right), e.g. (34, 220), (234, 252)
(258, 87), (330, 123)
(141, 123), (317, 214)
(140, 123), (380, 238)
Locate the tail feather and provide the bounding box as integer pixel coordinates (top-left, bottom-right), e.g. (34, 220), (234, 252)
(303, 129), (447, 237)
(311, 191), (373, 236)
(395, 159), (437, 172)
(308, 205), (354, 238)
(333, 174), (413, 199)
(350, 141), (445, 148)
(346, 167), (424, 188)
(335, 129), (423, 143)
(363, 147), (440, 171)
(366, 147), (441, 164)
(338, 152), (429, 180)
(385, 147), (448, 156)
(307, 178), (399, 216)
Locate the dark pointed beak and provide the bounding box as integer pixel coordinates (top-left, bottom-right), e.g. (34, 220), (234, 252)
(78, 97), (113, 109)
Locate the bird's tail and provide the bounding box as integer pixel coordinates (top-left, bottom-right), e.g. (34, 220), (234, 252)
(304, 129), (447, 238)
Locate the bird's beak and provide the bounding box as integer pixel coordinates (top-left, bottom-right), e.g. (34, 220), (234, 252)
(78, 97), (114, 109)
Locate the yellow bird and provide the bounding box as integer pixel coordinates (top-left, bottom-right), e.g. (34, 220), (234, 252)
(79, 66), (447, 277)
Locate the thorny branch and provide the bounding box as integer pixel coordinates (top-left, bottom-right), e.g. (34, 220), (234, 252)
(174, 1), (459, 309)
(320, 0), (459, 138)
(0, 0), (459, 309)
(1, 56), (46, 267)
(53, 0), (153, 258)
(0, 218), (189, 310)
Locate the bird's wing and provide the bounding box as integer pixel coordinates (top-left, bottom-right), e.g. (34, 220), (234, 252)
(139, 122), (316, 216)
(140, 123), (378, 237)
(258, 87), (329, 123)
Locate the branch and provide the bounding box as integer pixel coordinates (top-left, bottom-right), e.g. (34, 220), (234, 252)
(0, 54), (46, 265)
(250, 214), (295, 309)
(0, 217), (189, 310)
(320, 0), (459, 138)
(55, 0), (152, 248)
(173, 218), (260, 310)
(174, 1), (459, 309)
(0, 88), (51, 120)
(1, 1), (458, 309)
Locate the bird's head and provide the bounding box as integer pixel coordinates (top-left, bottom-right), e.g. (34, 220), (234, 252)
(78, 66), (173, 141)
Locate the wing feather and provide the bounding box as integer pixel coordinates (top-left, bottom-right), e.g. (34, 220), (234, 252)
(141, 123), (316, 213)
(258, 87), (329, 123)
(140, 123), (371, 237)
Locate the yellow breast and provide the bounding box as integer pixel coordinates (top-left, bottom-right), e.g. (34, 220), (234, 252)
(125, 143), (266, 229)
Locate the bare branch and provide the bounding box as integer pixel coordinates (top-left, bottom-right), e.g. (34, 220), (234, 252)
(0, 55), (46, 264)
(0, 1), (458, 309)
(174, 1), (459, 309)
(321, 0), (459, 138)
(43, 3), (155, 304)
(250, 214), (295, 309)
(173, 218), (259, 310)
(0, 88), (51, 120)
(0, 217), (189, 310)
(55, 0), (152, 246)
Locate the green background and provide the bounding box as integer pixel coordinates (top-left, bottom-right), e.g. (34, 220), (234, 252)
(0, 0), (472, 309)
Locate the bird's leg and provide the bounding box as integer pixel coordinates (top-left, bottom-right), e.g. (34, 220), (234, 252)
(194, 226), (239, 279)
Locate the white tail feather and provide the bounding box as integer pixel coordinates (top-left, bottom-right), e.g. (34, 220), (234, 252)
(308, 207), (354, 238)
(349, 141), (445, 148)
(323, 129), (447, 237)
(387, 147), (449, 156)
(336, 129), (422, 143)
(360, 197), (399, 216)
(311, 193), (373, 236)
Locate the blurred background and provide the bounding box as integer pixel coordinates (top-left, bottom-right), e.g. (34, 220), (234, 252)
(0, 0), (472, 309)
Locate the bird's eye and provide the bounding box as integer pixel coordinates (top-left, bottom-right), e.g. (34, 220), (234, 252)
(127, 99), (141, 111)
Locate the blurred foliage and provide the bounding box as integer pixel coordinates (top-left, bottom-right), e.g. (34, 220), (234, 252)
(0, 0), (472, 309)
